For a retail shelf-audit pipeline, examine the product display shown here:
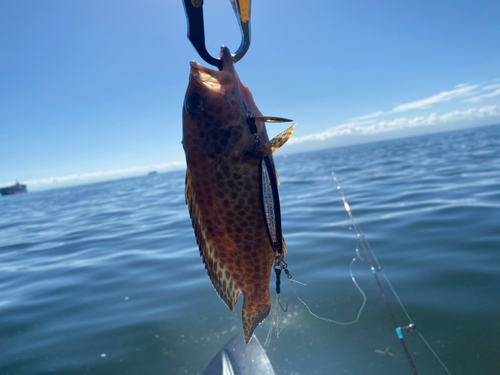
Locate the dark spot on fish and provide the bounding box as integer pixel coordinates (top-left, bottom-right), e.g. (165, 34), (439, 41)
(210, 130), (218, 141)
(222, 167), (231, 177)
(206, 114), (215, 124)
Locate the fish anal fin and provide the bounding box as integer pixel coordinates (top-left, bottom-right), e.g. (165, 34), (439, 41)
(185, 167), (242, 312)
(204, 242), (241, 312)
(258, 123), (296, 158)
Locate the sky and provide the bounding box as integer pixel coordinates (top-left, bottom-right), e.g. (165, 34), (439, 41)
(1, 0), (499, 190)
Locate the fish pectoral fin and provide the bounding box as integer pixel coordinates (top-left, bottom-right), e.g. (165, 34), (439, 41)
(185, 167), (242, 311)
(257, 123), (296, 158)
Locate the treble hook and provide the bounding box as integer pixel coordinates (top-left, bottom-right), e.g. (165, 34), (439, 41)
(182, 0), (252, 70)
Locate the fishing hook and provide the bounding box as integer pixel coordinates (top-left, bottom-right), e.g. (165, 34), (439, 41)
(279, 297), (289, 312)
(182, 0), (252, 70)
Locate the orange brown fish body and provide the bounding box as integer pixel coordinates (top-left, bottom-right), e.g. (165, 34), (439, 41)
(182, 46), (294, 343)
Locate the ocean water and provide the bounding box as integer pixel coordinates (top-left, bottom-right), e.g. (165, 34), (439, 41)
(1, 124), (499, 375)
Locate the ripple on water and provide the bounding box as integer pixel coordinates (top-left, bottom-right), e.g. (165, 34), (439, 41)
(1, 125), (500, 374)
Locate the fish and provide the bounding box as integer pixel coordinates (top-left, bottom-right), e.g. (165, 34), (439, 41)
(182, 46), (295, 343)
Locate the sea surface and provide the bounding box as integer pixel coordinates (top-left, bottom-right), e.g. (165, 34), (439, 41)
(1, 124), (499, 375)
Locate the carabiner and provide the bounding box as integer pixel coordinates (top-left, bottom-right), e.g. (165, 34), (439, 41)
(182, 0), (251, 70)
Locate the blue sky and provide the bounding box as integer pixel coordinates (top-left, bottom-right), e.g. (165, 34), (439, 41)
(1, 0), (499, 190)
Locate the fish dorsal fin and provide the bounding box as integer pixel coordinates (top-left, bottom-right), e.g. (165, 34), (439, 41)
(258, 123), (296, 158)
(185, 167), (242, 311)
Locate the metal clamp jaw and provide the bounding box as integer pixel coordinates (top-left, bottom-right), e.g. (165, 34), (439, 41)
(182, 0), (251, 70)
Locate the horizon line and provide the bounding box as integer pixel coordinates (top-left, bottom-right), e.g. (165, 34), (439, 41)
(3, 121), (498, 193)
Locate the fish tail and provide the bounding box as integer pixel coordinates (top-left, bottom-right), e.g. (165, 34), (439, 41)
(242, 297), (271, 343)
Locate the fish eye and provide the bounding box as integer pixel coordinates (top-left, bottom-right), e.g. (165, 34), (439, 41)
(185, 92), (204, 115)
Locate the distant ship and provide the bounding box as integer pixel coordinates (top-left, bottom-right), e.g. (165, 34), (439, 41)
(147, 171), (158, 176)
(0, 182), (27, 196)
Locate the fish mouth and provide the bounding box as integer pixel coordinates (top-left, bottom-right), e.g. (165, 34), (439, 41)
(189, 46), (237, 95)
(219, 46), (235, 72)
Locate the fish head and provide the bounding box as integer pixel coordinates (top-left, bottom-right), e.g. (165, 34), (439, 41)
(182, 46), (267, 162)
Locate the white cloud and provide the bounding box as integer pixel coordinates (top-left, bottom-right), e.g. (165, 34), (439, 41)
(351, 110), (385, 121)
(349, 83), (483, 123)
(464, 88), (500, 103)
(1, 161), (185, 189)
(482, 83), (500, 91)
(392, 84), (478, 113)
(289, 105), (500, 145)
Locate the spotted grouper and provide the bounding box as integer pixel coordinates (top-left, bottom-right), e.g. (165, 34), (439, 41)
(182, 46), (295, 343)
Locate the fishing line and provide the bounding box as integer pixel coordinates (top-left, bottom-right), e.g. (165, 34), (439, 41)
(332, 172), (454, 375)
(417, 331), (454, 375)
(266, 251), (367, 345)
(361, 230), (454, 375)
(356, 246), (364, 261)
(290, 257), (367, 325)
(332, 172), (418, 375)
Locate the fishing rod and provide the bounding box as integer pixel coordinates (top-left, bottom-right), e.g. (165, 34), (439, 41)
(332, 172), (454, 375)
(332, 172), (419, 374)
